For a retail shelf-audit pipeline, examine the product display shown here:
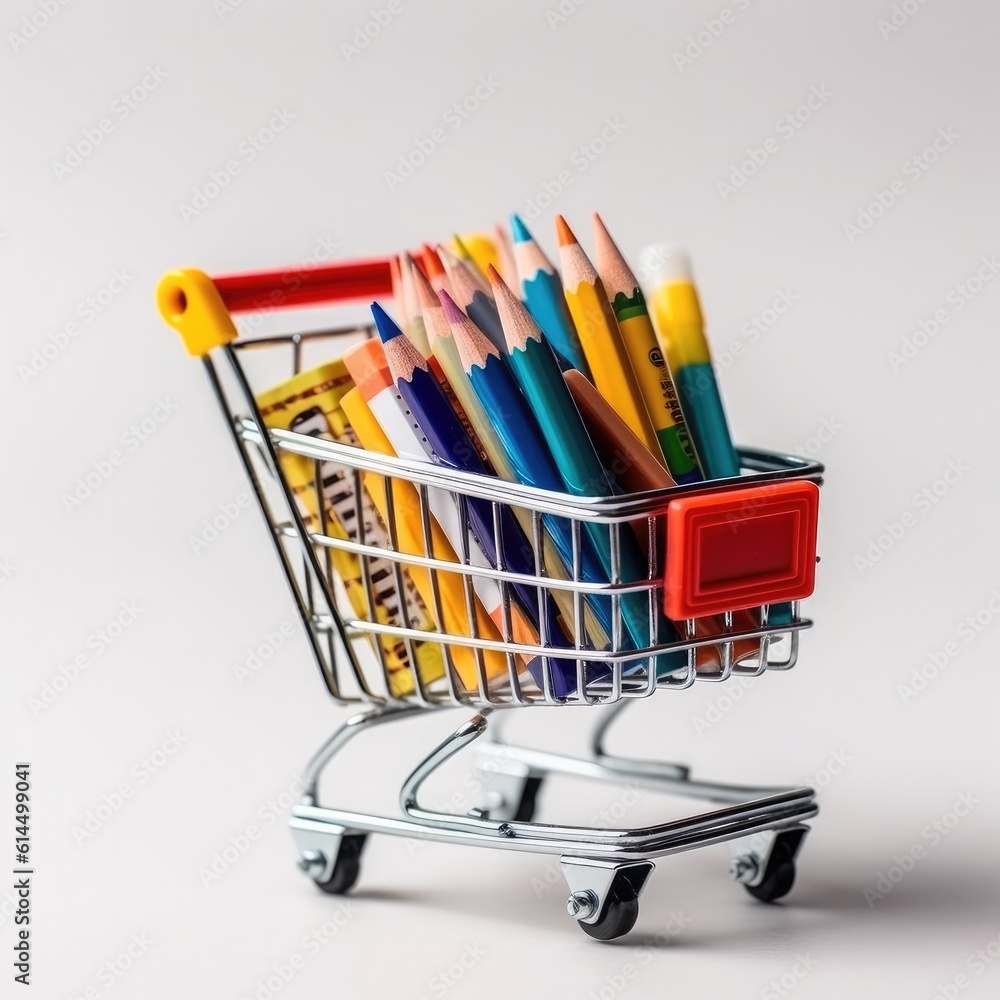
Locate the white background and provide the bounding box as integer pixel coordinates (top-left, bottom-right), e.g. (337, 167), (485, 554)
(3, 0), (999, 997)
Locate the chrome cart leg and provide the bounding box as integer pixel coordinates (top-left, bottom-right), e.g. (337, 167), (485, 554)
(293, 705), (423, 891)
(591, 700), (691, 782)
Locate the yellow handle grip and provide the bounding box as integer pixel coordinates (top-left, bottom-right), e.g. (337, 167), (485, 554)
(156, 269), (238, 357)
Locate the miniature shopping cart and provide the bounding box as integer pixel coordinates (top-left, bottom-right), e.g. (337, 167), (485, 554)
(157, 258), (822, 940)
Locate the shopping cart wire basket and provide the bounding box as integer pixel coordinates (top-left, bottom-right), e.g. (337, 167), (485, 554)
(157, 258), (822, 940)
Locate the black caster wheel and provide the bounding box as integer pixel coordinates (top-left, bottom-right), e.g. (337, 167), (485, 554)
(512, 776), (544, 822)
(743, 831), (803, 903)
(312, 834), (367, 895)
(577, 869), (647, 941)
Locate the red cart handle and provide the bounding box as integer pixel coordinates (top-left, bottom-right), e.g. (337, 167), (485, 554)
(156, 257), (394, 356)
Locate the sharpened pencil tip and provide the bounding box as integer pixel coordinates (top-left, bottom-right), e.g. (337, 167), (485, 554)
(421, 243), (445, 279)
(510, 214), (531, 244)
(371, 301), (405, 343)
(436, 288), (464, 323)
(554, 214), (576, 247)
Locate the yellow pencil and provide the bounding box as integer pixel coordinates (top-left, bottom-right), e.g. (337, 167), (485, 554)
(555, 215), (661, 459)
(340, 386), (510, 692)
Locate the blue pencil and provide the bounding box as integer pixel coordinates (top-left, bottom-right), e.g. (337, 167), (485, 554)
(510, 214), (589, 376)
(371, 302), (570, 668)
(488, 268), (687, 676)
(439, 289), (619, 679)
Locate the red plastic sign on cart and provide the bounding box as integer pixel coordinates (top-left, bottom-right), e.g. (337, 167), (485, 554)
(664, 480), (819, 620)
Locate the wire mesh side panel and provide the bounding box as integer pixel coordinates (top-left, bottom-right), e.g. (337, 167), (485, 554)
(213, 325), (817, 710)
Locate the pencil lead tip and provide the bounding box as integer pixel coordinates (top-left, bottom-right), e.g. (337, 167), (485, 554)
(554, 214), (576, 247)
(510, 214), (531, 243)
(370, 302), (402, 342)
(421, 244), (445, 279)
(437, 288), (463, 322)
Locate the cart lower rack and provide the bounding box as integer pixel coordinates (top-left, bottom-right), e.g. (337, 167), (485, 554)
(157, 259), (822, 940)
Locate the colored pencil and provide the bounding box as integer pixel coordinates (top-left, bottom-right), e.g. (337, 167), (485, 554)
(403, 254), (492, 468)
(555, 215), (662, 458)
(421, 243), (450, 295)
(493, 222), (517, 287)
(439, 289), (610, 598)
(437, 244), (507, 354)
(592, 213), (702, 484)
(441, 290), (617, 691)
(413, 258), (611, 650)
(450, 233), (491, 284)
(510, 214), (589, 376)
(640, 244), (741, 480)
(340, 384), (511, 691)
(451, 232), (499, 279)
(563, 368), (676, 496)
(397, 253), (432, 358)
(563, 368), (761, 669)
(370, 302), (571, 659)
(490, 266), (682, 666)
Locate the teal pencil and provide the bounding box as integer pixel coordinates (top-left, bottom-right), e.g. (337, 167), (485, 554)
(489, 266), (680, 665)
(438, 289), (617, 686)
(511, 214), (589, 376)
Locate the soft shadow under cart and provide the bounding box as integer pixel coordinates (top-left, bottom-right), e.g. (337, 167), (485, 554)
(157, 258), (822, 940)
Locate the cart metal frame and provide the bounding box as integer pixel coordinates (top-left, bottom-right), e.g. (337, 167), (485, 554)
(157, 261), (822, 939)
